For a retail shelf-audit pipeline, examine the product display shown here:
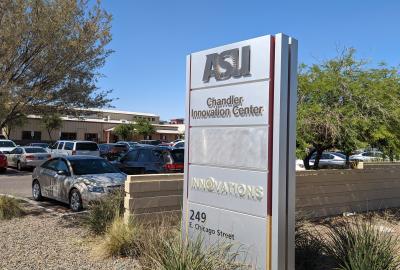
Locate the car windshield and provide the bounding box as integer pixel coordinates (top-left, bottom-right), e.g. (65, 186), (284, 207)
(75, 142), (98, 151)
(25, 148), (47, 153)
(0, 141), (16, 147)
(70, 159), (120, 175)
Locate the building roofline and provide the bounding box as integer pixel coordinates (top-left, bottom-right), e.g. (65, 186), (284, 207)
(83, 108), (159, 117)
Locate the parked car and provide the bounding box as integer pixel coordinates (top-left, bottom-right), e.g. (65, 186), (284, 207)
(50, 140), (100, 157)
(116, 141), (138, 149)
(0, 151), (8, 173)
(296, 159), (305, 171)
(309, 152), (346, 169)
(32, 156), (126, 211)
(138, 140), (162, 146)
(27, 142), (50, 149)
(113, 146), (184, 174)
(99, 143), (129, 161)
(6, 146), (51, 171)
(172, 140), (185, 149)
(350, 151), (383, 162)
(0, 139), (17, 153)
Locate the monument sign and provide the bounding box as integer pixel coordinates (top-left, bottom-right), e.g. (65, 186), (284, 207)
(183, 33), (298, 270)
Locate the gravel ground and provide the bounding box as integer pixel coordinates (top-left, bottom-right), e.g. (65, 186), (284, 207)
(0, 204), (140, 270)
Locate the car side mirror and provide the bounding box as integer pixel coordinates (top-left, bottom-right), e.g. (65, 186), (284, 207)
(57, 170), (69, 176)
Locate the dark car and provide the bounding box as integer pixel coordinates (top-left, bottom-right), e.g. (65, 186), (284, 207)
(113, 146), (184, 174)
(138, 140), (162, 146)
(99, 143), (129, 161)
(0, 151), (7, 173)
(116, 141), (138, 149)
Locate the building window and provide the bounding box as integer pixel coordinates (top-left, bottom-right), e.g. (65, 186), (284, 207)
(21, 131), (41, 140)
(84, 133), (98, 142)
(60, 132), (77, 140)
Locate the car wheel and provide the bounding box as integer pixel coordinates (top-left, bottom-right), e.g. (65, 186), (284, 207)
(0, 167), (6, 173)
(32, 180), (43, 201)
(17, 161), (23, 171)
(69, 189), (83, 212)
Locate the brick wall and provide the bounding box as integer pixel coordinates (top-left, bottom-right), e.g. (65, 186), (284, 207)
(296, 163), (400, 218)
(124, 173), (183, 222)
(123, 164), (400, 221)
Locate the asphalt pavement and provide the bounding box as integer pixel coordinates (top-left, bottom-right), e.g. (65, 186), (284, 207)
(0, 168), (32, 197)
(0, 167), (72, 213)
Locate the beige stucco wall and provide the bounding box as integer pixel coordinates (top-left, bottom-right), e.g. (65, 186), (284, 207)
(8, 118), (180, 143)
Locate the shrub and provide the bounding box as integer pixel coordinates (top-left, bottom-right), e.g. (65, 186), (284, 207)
(143, 231), (246, 270)
(0, 195), (24, 220)
(295, 219), (325, 270)
(95, 217), (142, 258)
(85, 190), (124, 234)
(324, 218), (400, 270)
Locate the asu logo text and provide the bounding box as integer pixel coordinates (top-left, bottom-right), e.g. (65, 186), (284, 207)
(202, 46), (251, 82)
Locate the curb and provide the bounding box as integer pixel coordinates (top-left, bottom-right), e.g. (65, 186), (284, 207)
(0, 194), (87, 217)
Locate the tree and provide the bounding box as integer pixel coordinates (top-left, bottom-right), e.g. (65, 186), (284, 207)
(297, 48), (400, 169)
(113, 123), (135, 141)
(0, 0), (113, 130)
(134, 119), (156, 139)
(42, 114), (63, 143)
(3, 114), (27, 139)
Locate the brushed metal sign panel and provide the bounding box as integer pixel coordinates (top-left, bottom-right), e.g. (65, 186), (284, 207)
(189, 81), (270, 126)
(188, 165), (268, 217)
(190, 35), (271, 89)
(189, 126), (268, 170)
(188, 202), (267, 270)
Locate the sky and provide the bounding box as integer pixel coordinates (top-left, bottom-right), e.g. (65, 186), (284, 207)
(97, 0), (400, 121)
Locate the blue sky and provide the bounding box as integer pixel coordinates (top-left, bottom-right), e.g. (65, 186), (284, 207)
(97, 0), (400, 120)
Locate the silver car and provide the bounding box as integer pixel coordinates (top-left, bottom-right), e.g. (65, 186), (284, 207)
(32, 156), (126, 211)
(7, 146), (51, 170)
(309, 152), (346, 169)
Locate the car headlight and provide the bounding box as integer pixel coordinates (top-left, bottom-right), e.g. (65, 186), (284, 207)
(87, 185), (105, 193)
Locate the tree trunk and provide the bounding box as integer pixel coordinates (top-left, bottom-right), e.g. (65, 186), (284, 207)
(313, 148), (324, 170)
(303, 148), (316, 170)
(345, 152), (351, 168)
(47, 129), (53, 143)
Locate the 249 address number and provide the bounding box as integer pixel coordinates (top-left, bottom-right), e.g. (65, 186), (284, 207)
(190, 210), (206, 223)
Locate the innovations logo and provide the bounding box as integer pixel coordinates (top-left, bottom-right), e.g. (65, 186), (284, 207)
(191, 176), (264, 201)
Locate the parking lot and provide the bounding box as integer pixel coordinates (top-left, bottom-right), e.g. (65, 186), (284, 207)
(0, 168), (73, 213)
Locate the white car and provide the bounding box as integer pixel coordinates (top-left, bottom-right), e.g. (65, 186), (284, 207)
(350, 151), (383, 162)
(296, 159), (305, 171)
(0, 139), (17, 154)
(50, 140), (100, 157)
(309, 152), (346, 169)
(6, 146), (51, 171)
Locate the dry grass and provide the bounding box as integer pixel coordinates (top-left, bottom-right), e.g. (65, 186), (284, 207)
(93, 216), (247, 270)
(323, 217), (400, 270)
(0, 195), (24, 220)
(296, 209), (400, 270)
(85, 190), (124, 234)
(93, 217), (142, 258)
